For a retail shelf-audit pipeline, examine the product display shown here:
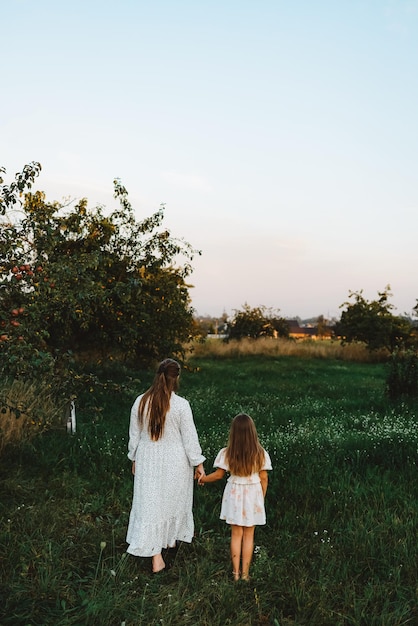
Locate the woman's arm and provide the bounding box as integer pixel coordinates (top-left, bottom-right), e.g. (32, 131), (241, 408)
(180, 400), (206, 466)
(259, 470), (268, 497)
(194, 463), (205, 480)
(198, 468), (226, 484)
(128, 396), (141, 461)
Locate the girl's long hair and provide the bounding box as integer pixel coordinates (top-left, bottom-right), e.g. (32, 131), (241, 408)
(138, 358), (180, 441)
(225, 413), (265, 476)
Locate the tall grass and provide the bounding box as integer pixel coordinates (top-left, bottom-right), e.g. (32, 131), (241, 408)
(1, 356), (418, 625)
(0, 379), (65, 454)
(188, 337), (388, 363)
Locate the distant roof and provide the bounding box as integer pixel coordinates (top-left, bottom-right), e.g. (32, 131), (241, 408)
(286, 319), (318, 336)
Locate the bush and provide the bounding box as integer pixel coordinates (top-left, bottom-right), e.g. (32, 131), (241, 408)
(386, 349), (418, 399)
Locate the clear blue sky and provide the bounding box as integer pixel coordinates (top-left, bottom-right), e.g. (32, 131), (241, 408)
(2, 0), (418, 319)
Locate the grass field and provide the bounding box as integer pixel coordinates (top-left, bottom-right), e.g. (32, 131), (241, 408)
(2, 354), (418, 625)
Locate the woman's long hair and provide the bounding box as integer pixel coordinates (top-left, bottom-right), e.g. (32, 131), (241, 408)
(225, 413), (265, 476)
(138, 359), (180, 441)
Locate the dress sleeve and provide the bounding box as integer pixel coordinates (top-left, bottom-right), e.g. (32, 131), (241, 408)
(262, 449), (273, 471)
(180, 399), (206, 466)
(127, 396), (141, 461)
(214, 448), (228, 470)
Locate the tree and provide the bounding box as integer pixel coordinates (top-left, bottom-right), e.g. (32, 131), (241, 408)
(336, 286), (414, 352)
(226, 304), (289, 340)
(0, 164), (200, 378)
(316, 314), (335, 339)
(0, 162), (42, 215)
(193, 313), (228, 337)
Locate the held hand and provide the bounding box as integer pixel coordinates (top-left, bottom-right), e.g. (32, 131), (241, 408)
(131, 461), (135, 476)
(194, 463), (205, 481)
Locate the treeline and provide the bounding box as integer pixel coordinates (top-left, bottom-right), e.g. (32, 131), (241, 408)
(195, 291), (418, 353)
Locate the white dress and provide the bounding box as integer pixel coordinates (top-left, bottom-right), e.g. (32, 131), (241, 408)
(126, 392), (205, 557)
(214, 448), (272, 527)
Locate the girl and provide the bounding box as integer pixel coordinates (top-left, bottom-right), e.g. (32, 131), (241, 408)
(199, 413), (272, 581)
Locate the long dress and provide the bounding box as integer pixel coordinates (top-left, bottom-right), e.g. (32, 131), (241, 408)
(213, 447), (272, 526)
(126, 392), (205, 557)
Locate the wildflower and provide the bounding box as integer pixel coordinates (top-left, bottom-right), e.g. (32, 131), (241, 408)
(100, 541), (106, 550)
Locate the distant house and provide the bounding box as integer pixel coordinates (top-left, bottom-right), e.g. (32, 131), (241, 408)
(286, 319), (333, 340)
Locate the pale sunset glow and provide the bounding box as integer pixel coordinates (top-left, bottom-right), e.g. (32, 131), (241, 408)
(2, 0), (418, 318)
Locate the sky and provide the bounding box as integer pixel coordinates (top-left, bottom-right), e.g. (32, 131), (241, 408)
(2, 0), (418, 320)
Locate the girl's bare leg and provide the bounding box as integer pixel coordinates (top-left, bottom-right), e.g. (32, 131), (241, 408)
(241, 526), (255, 580)
(230, 525), (243, 579)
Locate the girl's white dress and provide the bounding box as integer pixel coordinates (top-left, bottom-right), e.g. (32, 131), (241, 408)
(214, 447), (272, 526)
(126, 392), (205, 557)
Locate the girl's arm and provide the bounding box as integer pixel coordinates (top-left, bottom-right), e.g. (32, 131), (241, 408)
(199, 468), (226, 484)
(259, 470), (268, 497)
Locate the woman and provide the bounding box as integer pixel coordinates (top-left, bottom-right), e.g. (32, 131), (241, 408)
(126, 358), (205, 573)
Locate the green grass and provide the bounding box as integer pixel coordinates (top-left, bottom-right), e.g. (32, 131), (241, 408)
(2, 356), (418, 625)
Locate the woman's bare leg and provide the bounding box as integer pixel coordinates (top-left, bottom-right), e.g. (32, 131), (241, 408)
(152, 552), (165, 573)
(241, 526), (255, 580)
(230, 525), (243, 579)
